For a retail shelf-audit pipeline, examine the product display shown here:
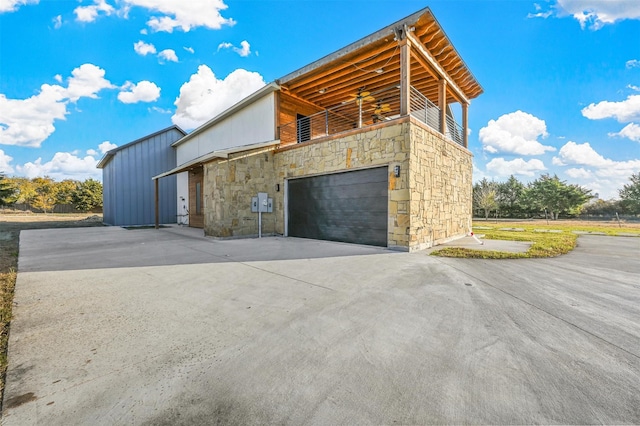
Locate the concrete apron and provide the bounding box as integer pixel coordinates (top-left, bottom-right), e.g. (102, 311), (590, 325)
(3, 227), (640, 425)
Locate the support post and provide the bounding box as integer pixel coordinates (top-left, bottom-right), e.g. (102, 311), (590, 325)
(438, 79), (447, 134)
(154, 178), (159, 229)
(462, 102), (469, 148)
(400, 39), (411, 116)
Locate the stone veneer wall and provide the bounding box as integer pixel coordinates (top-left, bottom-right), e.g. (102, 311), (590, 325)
(274, 121), (411, 249)
(202, 119), (472, 251)
(408, 119), (473, 251)
(203, 147), (278, 238)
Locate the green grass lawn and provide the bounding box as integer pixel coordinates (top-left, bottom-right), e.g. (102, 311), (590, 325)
(432, 220), (640, 259)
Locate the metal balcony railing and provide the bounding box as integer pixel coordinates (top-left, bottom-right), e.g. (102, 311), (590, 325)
(279, 85), (464, 146)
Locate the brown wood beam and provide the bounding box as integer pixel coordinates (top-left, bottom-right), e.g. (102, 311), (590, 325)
(400, 40), (411, 116)
(407, 32), (469, 104)
(438, 79), (447, 133)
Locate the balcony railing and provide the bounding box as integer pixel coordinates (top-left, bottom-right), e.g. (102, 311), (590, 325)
(279, 85), (464, 146)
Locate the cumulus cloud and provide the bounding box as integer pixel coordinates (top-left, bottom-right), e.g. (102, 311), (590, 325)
(172, 65), (265, 130)
(158, 49), (178, 62)
(117, 81), (161, 104)
(17, 152), (101, 180)
(0, 64), (113, 148)
(74, 0), (115, 22)
(123, 0), (235, 32)
(553, 141), (640, 198)
(486, 158), (546, 177)
(0, 0), (38, 13)
(0, 149), (14, 173)
(53, 15), (62, 29)
(98, 141), (117, 154)
(134, 40), (156, 56)
(581, 94), (640, 122)
(566, 168), (592, 179)
(183, 46), (194, 54)
(534, 0), (640, 29)
(609, 123), (640, 142)
(627, 59), (640, 69)
(478, 110), (555, 155)
(218, 40), (251, 57)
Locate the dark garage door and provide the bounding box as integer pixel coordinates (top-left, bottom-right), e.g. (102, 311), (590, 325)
(287, 167), (388, 247)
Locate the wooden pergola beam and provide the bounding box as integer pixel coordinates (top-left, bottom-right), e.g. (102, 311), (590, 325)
(407, 32), (469, 105)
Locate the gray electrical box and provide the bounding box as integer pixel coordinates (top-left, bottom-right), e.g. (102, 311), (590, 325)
(252, 193), (272, 213)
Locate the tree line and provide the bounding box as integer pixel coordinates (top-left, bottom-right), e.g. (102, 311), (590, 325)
(0, 174), (103, 213)
(474, 173), (640, 220)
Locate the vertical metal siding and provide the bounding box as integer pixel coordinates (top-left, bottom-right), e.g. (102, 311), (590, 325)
(101, 128), (180, 226)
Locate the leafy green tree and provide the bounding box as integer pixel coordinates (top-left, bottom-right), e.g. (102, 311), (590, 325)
(496, 175), (525, 217)
(0, 173), (14, 207)
(55, 179), (79, 205)
(581, 198), (623, 216)
(524, 174), (592, 219)
(3, 177), (36, 207)
(31, 176), (58, 213)
(72, 179), (103, 212)
(619, 173), (640, 215)
(473, 178), (498, 220)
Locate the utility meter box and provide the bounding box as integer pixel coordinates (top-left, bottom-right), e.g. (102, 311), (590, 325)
(252, 193), (272, 213)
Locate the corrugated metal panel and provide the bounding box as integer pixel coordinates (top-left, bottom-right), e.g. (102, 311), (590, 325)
(101, 127), (182, 226)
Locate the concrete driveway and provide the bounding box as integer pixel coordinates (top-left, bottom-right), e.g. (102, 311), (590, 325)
(3, 227), (640, 425)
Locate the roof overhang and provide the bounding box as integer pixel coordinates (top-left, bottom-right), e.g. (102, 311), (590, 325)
(96, 125), (186, 169)
(276, 7), (482, 108)
(153, 139), (280, 180)
(171, 83), (281, 148)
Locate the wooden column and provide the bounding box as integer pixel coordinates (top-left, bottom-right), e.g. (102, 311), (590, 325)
(438, 79), (447, 134)
(400, 39), (411, 116)
(462, 102), (469, 148)
(154, 178), (159, 229)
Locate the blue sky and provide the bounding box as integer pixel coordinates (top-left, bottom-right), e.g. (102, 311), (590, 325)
(1, 0), (639, 199)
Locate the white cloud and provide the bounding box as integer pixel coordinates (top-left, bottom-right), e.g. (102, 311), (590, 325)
(140, 28), (148, 35)
(478, 110), (555, 155)
(609, 122), (640, 142)
(17, 152), (101, 180)
(54, 74), (62, 83)
(0, 0), (38, 13)
(65, 63), (114, 102)
(123, 0), (235, 32)
(582, 95), (640, 123)
(149, 106), (172, 114)
(218, 40), (251, 57)
(566, 168), (592, 179)
(53, 15), (62, 29)
(134, 40), (156, 56)
(554, 0), (640, 29)
(98, 141), (117, 154)
(158, 49), (178, 62)
(172, 65), (265, 130)
(183, 46), (194, 54)
(0, 149), (14, 173)
(74, 0), (115, 22)
(485, 158), (546, 177)
(627, 59), (640, 69)
(0, 64), (113, 148)
(117, 80), (161, 104)
(628, 84), (640, 92)
(554, 141), (640, 198)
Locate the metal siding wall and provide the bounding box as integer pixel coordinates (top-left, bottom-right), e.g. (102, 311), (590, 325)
(103, 128), (180, 226)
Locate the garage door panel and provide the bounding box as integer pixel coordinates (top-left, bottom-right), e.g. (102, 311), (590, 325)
(288, 167), (388, 247)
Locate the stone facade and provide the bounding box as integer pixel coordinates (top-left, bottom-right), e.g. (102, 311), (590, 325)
(408, 118), (473, 251)
(202, 118), (473, 251)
